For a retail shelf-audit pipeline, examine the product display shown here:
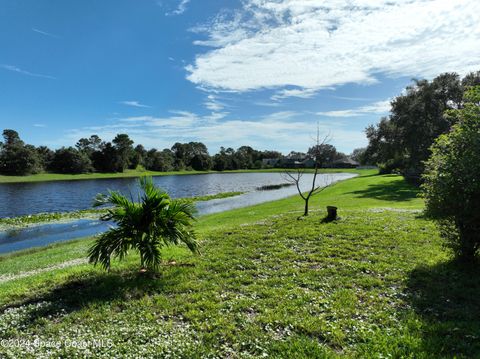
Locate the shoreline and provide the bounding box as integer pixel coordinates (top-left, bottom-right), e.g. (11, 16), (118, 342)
(0, 168), (362, 184)
(0, 173), (365, 257)
(0, 170), (415, 264)
(0, 191), (246, 231)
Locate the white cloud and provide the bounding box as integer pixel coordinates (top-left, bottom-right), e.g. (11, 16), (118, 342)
(328, 95), (373, 102)
(271, 88), (319, 100)
(253, 101), (282, 107)
(317, 99), (391, 117)
(204, 94), (225, 111)
(260, 111), (299, 122)
(187, 0), (480, 97)
(118, 111), (198, 127)
(32, 28), (60, 38)
(166, 0), (190, 16)
(119, 100), (152, 108)
(0, 64), (56, 80)
(204, 112), (229, 122)
(191, 11), (250, 47)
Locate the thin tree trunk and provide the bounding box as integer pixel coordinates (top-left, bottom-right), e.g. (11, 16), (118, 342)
(304, 198), (309, 216)
(283, 126), (331, 218)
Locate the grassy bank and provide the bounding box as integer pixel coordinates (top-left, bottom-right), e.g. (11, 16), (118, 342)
(0, 168), (363, 184)
(1, 172), (478, 358)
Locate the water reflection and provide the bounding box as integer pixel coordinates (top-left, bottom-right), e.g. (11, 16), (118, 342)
(0, 219), (111, 253)
(0, 172), (318, 217)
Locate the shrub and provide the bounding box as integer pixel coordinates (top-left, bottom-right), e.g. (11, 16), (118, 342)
(49, 147), (93, 174)
(422, 86), (480, 261)
(89, 176), (198, 271)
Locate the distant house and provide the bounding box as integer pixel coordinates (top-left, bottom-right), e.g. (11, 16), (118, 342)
(278, 157), (316, 168)
(278, 158), (297, 168)
(331, 157), (359, 168)
(356, 165), (378, 170)
(300, 158), (316, 168)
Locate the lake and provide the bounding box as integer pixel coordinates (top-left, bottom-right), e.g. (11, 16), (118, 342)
(0, 172), (356, 218)
(0, 172), (356, 253)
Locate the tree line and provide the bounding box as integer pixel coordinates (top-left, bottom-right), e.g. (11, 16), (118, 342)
(362, 71), (480, 181)
(0, 129), (358, 176)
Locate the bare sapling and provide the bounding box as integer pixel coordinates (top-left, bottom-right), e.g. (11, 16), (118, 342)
(283, 127), (334, 216)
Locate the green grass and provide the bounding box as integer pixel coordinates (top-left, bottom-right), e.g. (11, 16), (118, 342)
(1, 171), (477, 358)
(0, 167), (363, 184)
(185, 191), (244, 202)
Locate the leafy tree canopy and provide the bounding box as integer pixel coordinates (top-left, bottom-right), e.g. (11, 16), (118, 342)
(422, 85), (480, 261)
(364, 71), (480, 180)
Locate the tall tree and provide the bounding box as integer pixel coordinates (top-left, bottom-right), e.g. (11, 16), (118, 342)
(364, 72), (480, 180)
(36, 146), (54, 170)
(2, 129), (22, 146)
(171, 142), (210, 170)
(92, 142), (121, 173)
(113, 134), (134, 171)
(350, 148), (367, 165)
(0, 129), (40, 175)
(145, 149), (175, 172)
(76, 135), (102, 157)
(308, 144), (338, 167)
(131, 144), (147, 169)
(212, 147), (228, 171)
(261, 150), (282, 159)
(191, 153), (212, 171)
(235, 146), (256, 169)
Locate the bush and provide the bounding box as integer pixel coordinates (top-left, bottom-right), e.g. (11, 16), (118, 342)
(422, 86), (480, 261)
(89, 177), (198, 271)
(49, 147), (93, 174)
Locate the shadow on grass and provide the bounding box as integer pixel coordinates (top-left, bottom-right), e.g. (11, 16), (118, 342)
(9, 266), (186, 329)
(347, 176), (419, 202)
(406, 260), (480, 357)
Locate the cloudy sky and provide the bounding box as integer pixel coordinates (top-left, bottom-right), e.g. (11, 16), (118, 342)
(1, 0), (479, 154)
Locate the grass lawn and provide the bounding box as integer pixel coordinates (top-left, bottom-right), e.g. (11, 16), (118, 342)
(1, 171), (479, 358)
(0, 167), (362, 184)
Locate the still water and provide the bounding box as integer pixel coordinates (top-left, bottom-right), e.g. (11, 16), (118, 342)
(0, 172), (356, 253)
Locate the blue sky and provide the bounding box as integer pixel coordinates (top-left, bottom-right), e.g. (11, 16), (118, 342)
(1, 0), (479, 154)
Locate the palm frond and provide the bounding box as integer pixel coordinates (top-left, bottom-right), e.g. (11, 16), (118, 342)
(89, 176), (198, 272)
(88, 228), (132, 270)
(93, 193), (109, 207)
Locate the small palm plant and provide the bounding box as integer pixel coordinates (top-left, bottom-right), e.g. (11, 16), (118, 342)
(88, 176), (198, 272)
